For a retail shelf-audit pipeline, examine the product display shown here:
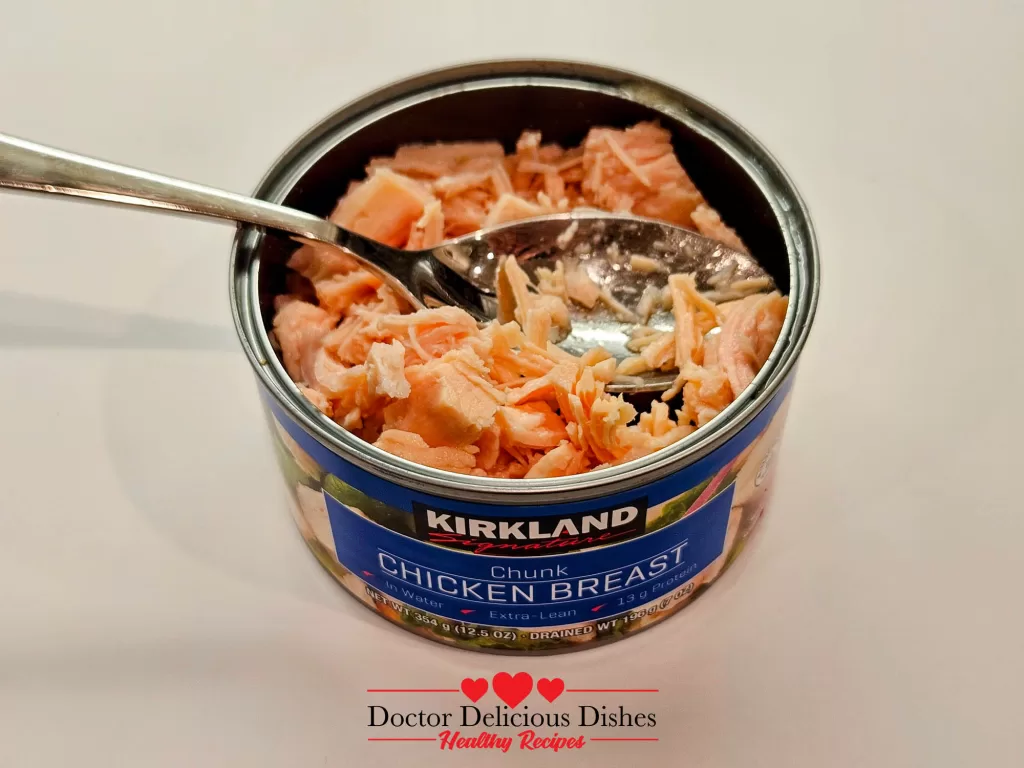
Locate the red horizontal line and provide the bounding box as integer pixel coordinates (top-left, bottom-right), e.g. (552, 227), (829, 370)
(366, 689), (459, 693)
(590, 738), (660, 742)
(367, 738), (438, 742)
(565, 689), (659, 693)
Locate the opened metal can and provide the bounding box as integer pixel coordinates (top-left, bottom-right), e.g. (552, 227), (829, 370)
(230, 60), (819, 654)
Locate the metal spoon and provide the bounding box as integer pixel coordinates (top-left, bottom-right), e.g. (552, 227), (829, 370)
(0, 133), (772, 394)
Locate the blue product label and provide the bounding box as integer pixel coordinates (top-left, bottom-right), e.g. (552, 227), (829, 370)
(262, 372), (795, 644)
(324, 483), (732, 628)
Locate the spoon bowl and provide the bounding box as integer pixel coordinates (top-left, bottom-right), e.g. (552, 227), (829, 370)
(433, 211), (771, 392)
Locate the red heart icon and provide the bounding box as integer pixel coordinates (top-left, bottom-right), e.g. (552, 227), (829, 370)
(537, 677), (565, 703)
(492, 672), (533, 708)
(461, 677), (488, 703)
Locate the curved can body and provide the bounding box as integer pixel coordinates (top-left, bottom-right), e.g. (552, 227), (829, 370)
(231, 60), (819, 653)
(267, 371), (794, 652)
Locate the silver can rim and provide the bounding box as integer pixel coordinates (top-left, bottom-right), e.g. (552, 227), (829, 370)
(229, 58), (820, 505)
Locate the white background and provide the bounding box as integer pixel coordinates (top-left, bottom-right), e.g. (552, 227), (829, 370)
(2, 1), (1022, 766)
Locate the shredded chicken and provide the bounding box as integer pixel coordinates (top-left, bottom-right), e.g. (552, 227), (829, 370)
(690, 203), (749, 255)
(496, 256), (571, 342)
(564, 262), (602, 309)
(636, 284), (664, 324)
(630, 254), (668, 274)
(270, 122), (787, 478)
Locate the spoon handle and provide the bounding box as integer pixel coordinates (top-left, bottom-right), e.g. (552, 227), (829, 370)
(0, 133), (338, 243)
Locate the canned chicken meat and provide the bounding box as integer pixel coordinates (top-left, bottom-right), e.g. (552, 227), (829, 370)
(230, 60), (819, 653)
